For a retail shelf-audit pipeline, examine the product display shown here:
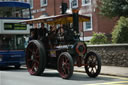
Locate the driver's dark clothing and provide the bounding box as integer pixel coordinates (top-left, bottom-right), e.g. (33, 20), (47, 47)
(38, 28), (48, 40)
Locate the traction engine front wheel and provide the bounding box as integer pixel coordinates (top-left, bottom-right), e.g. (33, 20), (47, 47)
(84, 52), (101, 78)
(58, 52), (74, 79)
(25, 40), (46, 76)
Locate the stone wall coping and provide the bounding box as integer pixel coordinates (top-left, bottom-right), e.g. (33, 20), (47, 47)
(88, 43), (128, 47)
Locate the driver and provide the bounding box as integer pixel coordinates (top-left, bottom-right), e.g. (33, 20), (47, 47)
(38, 23), (48, 41)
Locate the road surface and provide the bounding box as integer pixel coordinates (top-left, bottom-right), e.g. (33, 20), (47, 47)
(0, 67), (128, 85)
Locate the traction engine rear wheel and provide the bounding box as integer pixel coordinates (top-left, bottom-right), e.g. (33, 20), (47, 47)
(84, 52), (101, 78)
(26, 40), (46, 76)
(58, 52), (74, 79)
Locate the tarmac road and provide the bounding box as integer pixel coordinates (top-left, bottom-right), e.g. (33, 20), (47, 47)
(0, 67), (128, 85)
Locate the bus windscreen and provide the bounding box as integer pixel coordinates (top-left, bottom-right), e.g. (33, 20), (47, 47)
(0, 7), (31, 19)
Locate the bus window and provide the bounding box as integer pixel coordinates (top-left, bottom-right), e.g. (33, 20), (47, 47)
(0, 7), (31, 19)
(0, 2), (31, 19)
(0, 35), (26, 50)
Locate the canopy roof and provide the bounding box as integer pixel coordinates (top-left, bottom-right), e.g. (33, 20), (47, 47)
(23, 14), (90, 25)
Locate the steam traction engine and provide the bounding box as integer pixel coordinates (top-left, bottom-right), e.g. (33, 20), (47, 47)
(25, 9), (101, 79)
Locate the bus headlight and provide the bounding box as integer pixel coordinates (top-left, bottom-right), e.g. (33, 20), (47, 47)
(0, 55), (3, 61)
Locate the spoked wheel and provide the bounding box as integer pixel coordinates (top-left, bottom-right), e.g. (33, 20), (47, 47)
(58, 52), (74, 79)
(26, 40), (46, 76)
(84, 52), (101, 78)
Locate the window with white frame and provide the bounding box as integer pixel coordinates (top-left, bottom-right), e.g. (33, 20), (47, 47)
(69, 0), (78, 8)
(27, 0), (33, 9)
(83, 14), (92, 31)
(40, 0), (47, 7)
(82, 0), (91, 6)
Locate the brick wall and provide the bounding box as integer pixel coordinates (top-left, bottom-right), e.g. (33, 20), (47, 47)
(28, 0), (117, 38)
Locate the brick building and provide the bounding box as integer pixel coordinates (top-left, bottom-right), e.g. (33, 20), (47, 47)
(1, 0), (117, 41)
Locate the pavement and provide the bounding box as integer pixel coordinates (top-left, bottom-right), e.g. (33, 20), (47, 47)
(74, 66), (128, 78)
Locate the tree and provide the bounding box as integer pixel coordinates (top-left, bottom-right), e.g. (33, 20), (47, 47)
(112, 17), (128, 43)
(100, 0), (128, 18)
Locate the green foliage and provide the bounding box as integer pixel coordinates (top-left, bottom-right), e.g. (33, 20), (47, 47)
(112, 17), (128, 43)
(90, 32), (107, 44)
(99, 0), (128, 18)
